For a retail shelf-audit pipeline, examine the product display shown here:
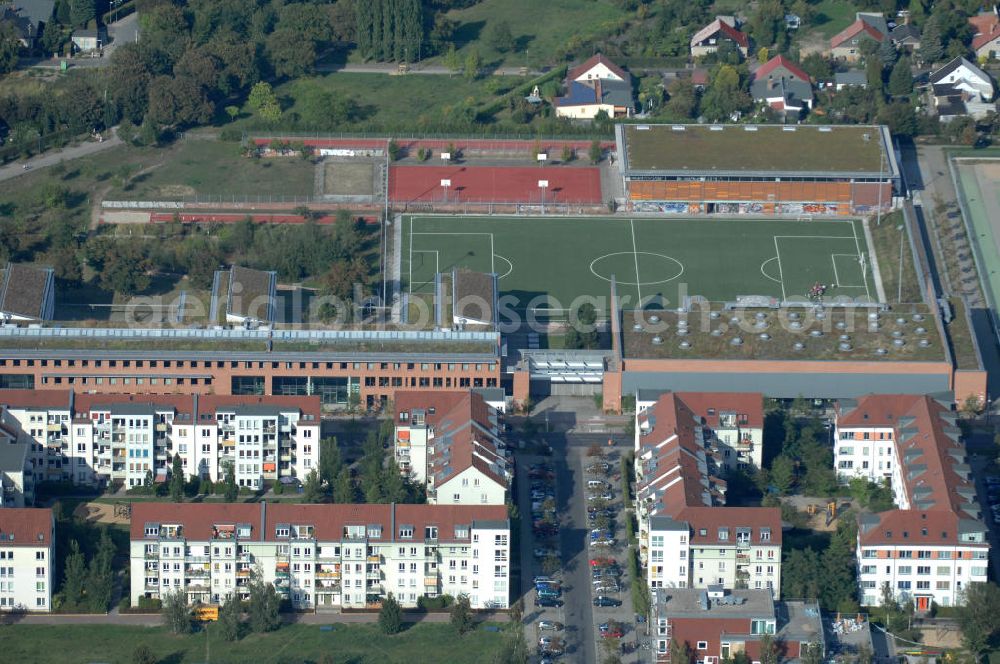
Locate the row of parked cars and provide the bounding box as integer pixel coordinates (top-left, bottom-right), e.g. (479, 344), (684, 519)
(528, 462), (566, 663)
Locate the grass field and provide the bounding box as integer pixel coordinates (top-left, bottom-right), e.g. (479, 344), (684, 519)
(440, 0), (630, 68)
(273, 74), (500, 132)
(109, 140), (315, 201)
(401, 215), (879, 311)
(810, 0), (860, 38)
(0, 622), (507, 664)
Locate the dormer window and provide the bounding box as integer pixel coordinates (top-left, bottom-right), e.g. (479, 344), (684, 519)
(275, 526), (290, 538)
(399, 525), (414, 539)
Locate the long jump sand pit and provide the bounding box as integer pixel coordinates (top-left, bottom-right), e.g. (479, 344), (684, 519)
(323, 161), (375, 196)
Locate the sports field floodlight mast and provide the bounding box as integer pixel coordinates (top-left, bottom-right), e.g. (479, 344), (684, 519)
(441, 179), (451, 203)
(538, 179), (549, 214)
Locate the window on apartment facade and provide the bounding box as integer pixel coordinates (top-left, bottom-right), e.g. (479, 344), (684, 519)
(697, 642), (708, 650)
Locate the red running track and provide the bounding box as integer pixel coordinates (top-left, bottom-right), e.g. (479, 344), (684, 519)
(388, 165), (602, 204)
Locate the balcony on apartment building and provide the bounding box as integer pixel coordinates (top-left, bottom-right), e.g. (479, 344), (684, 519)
(187, 579), (211, 592)
(185, 565), (210, 578)
(275, 562), (290, 578)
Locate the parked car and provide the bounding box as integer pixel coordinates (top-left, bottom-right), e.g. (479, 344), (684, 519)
(534, 548), (558, 559)
(536, 597), (564, 608)
(587, 462), (611, 474)
(538, 620), (564, 631)
(533, 575), (556, 585)
(599, 622), (624, 639)
(593, 596), (622, 607)
(590, 557), (616, 567)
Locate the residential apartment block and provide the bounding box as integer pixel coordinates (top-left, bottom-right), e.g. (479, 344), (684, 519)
(394, 390), (510, 506)
(635, 393), (782, 598)
(0, 390), (321, 489)
(636, 391), (764, 471)
(129, 503), (510, 611)
(835, 394), (988, 609)
(650, 587), (822, 664)
(0, 423), (32, 507)
(0, 508), (54, 612)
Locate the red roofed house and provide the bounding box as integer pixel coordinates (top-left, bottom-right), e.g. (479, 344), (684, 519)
(554, 53), (634, 120)
(835, 394), (989, 609)
(0, 508), (54, 612)
(690, 16), (750, 59)
(650, 587), (824, 663)
(970, 9), (1000, 60)
(830, 12), (889, 62)
(394, 390), (510, 505)
(749, 55), (815, 114)
(129, 502), (510, 611)
(634, 393), (782, 598)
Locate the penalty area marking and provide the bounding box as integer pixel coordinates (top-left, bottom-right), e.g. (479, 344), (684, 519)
(495, 255), (514, 279)
(589, 251), (685, 286)
(760, 257), (782, 283)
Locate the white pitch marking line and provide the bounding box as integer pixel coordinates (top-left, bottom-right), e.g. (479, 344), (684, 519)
(773, 236), (787, 302)
(831, 254), (841, 287)
(630, 218), (643, 303)
(850, 220), (872, 301)
(831, 254), (866, 289)
(408, 216), (414, 298)
(491, 233), (495, 276)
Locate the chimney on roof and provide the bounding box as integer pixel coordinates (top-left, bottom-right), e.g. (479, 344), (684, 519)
(260, 501), (266, 542)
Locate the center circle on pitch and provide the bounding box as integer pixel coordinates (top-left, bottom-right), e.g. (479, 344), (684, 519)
(590, 252), (684, 286)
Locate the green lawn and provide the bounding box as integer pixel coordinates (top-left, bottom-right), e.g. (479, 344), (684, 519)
(810, 0), (859, 39)
(108, 139), (315, 201)
(867, 211), (921, 304)
(271, 73), (501, 132)
(401, 215), (878, 311)
(0, 622), (508, 664)
(440, 0), (631, 68)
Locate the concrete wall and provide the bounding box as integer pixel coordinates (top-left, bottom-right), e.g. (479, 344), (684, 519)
(621, 367), (952, 399)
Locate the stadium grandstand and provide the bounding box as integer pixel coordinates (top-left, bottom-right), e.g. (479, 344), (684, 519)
(614, 124), (901, 216)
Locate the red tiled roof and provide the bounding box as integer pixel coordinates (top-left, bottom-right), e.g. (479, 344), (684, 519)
(0, 389), (72, 410)
(672, 392), (764, 430)
(691, 18), (749, 49)
(567, 53), (628, 83)
(680, 506), (782, 545)
(637, 393), (777, 539)
(130, 503), (507, 542)
(838, 394), (969, 515)
(396, 390), (507, 489)
(75, 393), (194, 418)
(858, 509), (984, 547)
(753, 55), (811, 83)
(830, 19), (885, 48)
(971, 13), (1000, 51)
(0, 508), (53, 547)
(199, 395), (322, 422)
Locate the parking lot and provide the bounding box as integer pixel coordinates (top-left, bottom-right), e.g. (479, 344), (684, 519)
(516, 433), (647, 663)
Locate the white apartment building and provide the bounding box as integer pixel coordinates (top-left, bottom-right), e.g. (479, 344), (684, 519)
(130, 502), (510, 611)
(637, 390), (764, 469)
(394, 391), (510, 506)
(0, 391), (320, 489)
(635, 393), (782, 598)
(0, 508), (54, 612)
(836, 394), (988, 609)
